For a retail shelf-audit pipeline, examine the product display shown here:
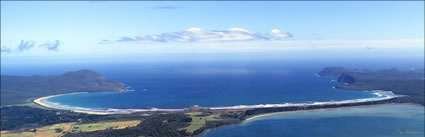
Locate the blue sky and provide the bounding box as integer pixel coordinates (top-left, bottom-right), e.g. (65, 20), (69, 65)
(1, 1), (424, 64)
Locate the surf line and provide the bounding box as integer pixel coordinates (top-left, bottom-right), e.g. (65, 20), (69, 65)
(210, 91), (401, 110)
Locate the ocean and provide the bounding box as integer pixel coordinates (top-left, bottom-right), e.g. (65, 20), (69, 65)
(42, 61), (382, 110)
(2, 58), (421, 110)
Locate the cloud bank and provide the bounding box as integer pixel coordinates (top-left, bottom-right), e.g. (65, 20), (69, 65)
(38, 40), (60, 51)
(1, 40), (61, 53)
(104, 28), (292, 43)
(17, 40), (36, 52)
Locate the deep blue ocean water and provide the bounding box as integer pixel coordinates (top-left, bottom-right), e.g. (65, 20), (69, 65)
(202, 104), (425, 137)
(43, 62), (381, 109)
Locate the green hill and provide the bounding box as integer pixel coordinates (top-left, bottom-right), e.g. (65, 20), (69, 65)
(1, 69), (127, 106)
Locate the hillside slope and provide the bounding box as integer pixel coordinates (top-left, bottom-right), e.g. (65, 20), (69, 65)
(1, 70), (127, 106)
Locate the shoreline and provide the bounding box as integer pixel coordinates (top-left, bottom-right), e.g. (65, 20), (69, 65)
(32, 92), (187, 115)
(29, 91), (420, 137)
(243, 103), (415, 121)
(33, 92), (120, 115)
(210, 90), (400, 110)
(33, 92), (88, 109)
(33, 90), (399, 115)
(33, 92), (94, 110)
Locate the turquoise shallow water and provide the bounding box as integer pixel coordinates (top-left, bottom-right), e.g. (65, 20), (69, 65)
(202, 104), (425, 137)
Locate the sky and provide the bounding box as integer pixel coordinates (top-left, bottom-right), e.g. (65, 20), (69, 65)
(1, 1), (424, 64)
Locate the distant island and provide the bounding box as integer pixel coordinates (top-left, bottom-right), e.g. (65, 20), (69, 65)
(318, 67), (424, 105)
(1, 69), (127, 106)
(1, 67), (423, 137)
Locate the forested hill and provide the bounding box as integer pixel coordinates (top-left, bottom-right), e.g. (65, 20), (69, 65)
(318, 67), (425, 105)
(1, 69), (127, 106)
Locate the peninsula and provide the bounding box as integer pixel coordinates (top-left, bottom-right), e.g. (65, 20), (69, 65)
(318, 67), (425, 105)
(1, 67), (424, 137)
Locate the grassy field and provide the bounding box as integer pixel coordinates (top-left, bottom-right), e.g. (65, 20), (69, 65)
(70, 120), (142, 133)
(185, 112), (203, 116)
(1, 120), (142, 137)
(1, 122), (75, 137)
(180, 112), (220, 133)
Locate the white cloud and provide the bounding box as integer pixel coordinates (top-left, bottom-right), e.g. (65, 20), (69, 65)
(104, 28), (292, 43)
(270, 29), (292, 38)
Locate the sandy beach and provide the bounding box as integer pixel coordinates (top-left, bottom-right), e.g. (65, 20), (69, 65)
(33, 93), (116, 115)
(245, 111), (296, 121)
(32, 92), (115, 115)
(70, 110), (115, 115)
(210, 91), (399, 110)
(33, 92), (85, 110)
(33, 92), (186, 115)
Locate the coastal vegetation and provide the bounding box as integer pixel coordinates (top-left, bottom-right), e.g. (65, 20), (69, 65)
(62, 109), (243, 137)
(1, 119), (141, 137)
(63, 113), (193, 137)
(179, 112), (220, 133)
(0, 105), (244, 137)
(0, 106), (105, 131)
(70, 120), (142, 133)
(1, 122), (75, 137)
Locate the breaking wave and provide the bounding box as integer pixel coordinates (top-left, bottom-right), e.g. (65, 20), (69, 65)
(210, 91), (402, 110)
